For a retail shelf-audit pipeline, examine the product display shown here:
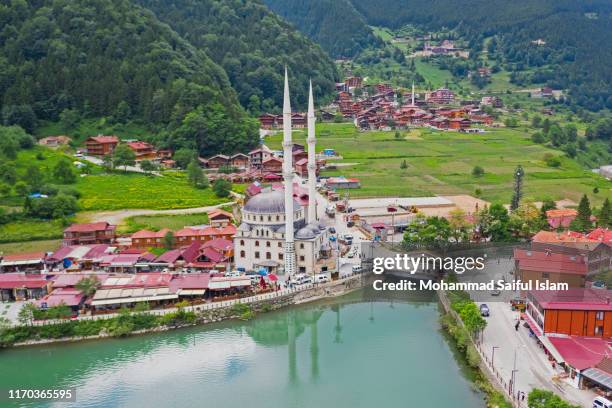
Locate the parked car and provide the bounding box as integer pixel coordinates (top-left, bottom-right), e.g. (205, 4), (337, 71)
(352, 265), (363, 273)
(328, 227), (336, 234)
(491, 289), (501, 296)
(313, 274), (330, 283)
(291, 274), (313, 285)
(593, 396), (612, 408)
(479, 304), (490, 317)
(225, 271), (240, 278)
(347, 251), (355, 258)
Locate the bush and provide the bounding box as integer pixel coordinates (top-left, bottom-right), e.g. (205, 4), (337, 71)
(543, 153), (561, 167)
(213, 179), (232, 198)
(471, 166), (485, 177)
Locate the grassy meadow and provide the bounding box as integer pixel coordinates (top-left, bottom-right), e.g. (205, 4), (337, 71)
(121, 213), (210, 233)
(76, 172), (228, 211)
(266, 123), (611, 205)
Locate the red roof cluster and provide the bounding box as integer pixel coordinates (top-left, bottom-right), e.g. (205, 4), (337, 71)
(514, 248), (587, 275)
(64, 222), (114, 233)
(530, 288), (612, 311)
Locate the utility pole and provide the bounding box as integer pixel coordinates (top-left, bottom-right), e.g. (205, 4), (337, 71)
(491, 345), (499, 367)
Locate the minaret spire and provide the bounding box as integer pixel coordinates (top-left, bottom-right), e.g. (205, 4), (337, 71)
(411, 81), (415, 106)
(307, 80), (317, 223)
(282, 68), (296, 276)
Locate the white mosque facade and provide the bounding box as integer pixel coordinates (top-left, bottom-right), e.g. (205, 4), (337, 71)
(233, 72), (326, 275)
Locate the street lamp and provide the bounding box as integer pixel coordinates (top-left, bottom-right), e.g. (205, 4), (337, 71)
(491, 345), (499, 367)
(509, 344), (526, 397)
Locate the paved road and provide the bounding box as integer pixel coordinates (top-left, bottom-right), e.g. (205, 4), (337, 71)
(293, 175), (366, 276)
(480, 302), (596, 407)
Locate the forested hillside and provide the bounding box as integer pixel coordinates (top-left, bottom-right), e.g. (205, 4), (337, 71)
(137, 0), (338, 112)
(0, 0), (339, 156)
(350, 0), (612, 110)
(263, 0), (379, 58)
(268, 0), (612, 112)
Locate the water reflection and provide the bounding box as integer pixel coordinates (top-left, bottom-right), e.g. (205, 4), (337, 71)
(0, 290), (484, 408)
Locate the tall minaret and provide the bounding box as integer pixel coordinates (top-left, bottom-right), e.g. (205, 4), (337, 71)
(282, 68), (296, 276)
(307, 80), (317, 223)
(411, 81), (415, 106)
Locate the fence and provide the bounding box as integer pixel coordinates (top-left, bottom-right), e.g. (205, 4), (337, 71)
(26, 273), (364, 327)
(437, 290), (526, 408)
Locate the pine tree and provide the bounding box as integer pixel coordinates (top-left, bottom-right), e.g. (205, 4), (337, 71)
(510, 165), (524, 211)
(598, 198), (610, 227)
(573, 194), (592, 232)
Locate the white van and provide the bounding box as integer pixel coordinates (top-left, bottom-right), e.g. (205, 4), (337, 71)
(594, 396), (612, 408)
(291, 274), (313, 285)
(313, 274), (330, 283)
(352, 265), (362, 273)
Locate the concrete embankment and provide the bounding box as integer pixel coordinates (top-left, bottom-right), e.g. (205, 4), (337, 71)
(10, 275), (363, 348)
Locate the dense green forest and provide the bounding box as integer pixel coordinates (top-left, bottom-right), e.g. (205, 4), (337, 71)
(136, 0), (338, 112)
(269, 0), (612, 112)
(0, 0), (338, 156)
(263, 0), (380, 58)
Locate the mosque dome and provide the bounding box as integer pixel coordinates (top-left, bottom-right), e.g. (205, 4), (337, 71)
(244, 190), (300, 214)
(296, 226), (316, 239)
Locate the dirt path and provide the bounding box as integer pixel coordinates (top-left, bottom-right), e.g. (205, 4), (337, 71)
(83, 201), (235, 225)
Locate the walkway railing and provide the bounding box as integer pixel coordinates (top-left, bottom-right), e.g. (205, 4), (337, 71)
(438, 290), (526, 408)
(26, 273), (363, 327)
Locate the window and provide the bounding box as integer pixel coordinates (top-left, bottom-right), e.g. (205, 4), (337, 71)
(299, 256), (305, 262)
(276, 215), (280, 221)
(300, 243), (304, 249)
(266, 241), (271, 247)
(240, 250), (245, 257)
(268, 216), (271, 221)
(255, 252), (260, 259)
(266, 252), (271, 260)
(542, 273), (549, 279)
(255, 241), (259, 247)
(278, 242), (282, 248)
(596, 311), (604, 320)
(259, 215), (263, 221)
(240, 240), (244, 246)
(279, 253), (283, 260)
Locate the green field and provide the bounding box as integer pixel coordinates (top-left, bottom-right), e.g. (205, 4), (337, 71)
(76, 172), (229, 211)
(0, 219), (66, 243)
(0, 239), (62, 255)
(267, 123), (611, 205)
(121, 213), (211, 233)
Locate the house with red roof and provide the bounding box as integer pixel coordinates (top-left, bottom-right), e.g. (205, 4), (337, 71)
(546, 209), (578, 229)
(0, 252), (47, 273)
(207, 209), (234, 228)
(85, 135), (119, 156)
(531, 230), (611, 276)
(587, 228), (612, 248)
(130, 228), (171, 249)
(525, 289), (612, 338)
(0, 273), (50, 301)
(126, 141), (156, 160)
(37, 288), (85, 312)
(262, 157), (283, 173)
(63, 222), (116, 246)
(514, 248), (588, 288)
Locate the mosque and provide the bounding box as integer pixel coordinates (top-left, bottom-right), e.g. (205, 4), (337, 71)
(233, 70), (327, 275)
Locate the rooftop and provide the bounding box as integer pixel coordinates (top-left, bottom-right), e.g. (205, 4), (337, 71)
(529, 288), (612, 311)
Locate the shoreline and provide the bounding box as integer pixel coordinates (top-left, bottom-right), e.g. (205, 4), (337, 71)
(5, 275), (363, 348)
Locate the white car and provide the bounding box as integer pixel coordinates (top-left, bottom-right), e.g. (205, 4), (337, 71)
(225, 271), (241, 278)
(352, 265), (363, 273)
(313, 273), (330, 283)
(291, 274), (313, 285)
(347, 251), (355, 258)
